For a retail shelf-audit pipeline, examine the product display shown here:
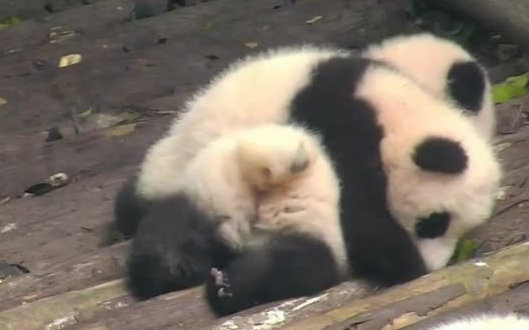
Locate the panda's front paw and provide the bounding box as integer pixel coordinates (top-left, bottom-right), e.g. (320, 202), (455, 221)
(211, 267), (232, 297)
(206, 267), (239, 316)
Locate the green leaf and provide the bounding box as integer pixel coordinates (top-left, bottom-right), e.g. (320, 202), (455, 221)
(449, 238), (479, 264)
(492, 73), (529, 104)
(0, 16), (20, 30)
(107, 123), (137, 137)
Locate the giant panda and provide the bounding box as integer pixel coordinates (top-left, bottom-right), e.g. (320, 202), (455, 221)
(361, 32), (496, 141)
(424, 313), (529, 330)
(128, 123), (348, 315)
(111, 45), (502, 315)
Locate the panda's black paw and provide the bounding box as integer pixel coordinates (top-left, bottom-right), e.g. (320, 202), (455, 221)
(211, 267), (233, 298)
(206, 267), (243, 316)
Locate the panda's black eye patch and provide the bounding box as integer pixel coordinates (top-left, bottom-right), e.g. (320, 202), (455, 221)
(413, 137), (467, 174)
(415, 212), (450, 239)
(447, 61), (485, 113)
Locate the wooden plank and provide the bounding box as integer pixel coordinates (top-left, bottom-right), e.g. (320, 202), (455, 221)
(0, 279), (128, 330)
(402, 282), (529, 329)
(433, 0), (529, 53)
(262, 241), (529, 330)
(0, 242), (129, 312)
(4, 239), (529, 330)
(0, 0), (389, 135)
(0, 0), (106, 21)
(0, 169), (131, 271)
(0, 113), (169, 198)
(0, 0), (268, 56)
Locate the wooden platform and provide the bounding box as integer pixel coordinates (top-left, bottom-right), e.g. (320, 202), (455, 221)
(1, 1), (529, 329)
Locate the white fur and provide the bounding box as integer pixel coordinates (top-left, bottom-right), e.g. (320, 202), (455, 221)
(354, 65), (502, 270)
(135, 45), (501, 273)
(362, 32), (496, 141)
(427, 313), (529, 330)
(137, 45), (348, 199)
(175, 124), (348, 275)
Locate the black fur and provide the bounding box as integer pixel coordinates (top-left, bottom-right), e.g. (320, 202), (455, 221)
(290, 57), (427, 287)
(447, 61), (486, 113)
(415, 212), (450, 239)
(205, 232), (341, 316)
(127, 193), (237, 300)
(112, 176), (150, 239)
(413, 137), (468, 174)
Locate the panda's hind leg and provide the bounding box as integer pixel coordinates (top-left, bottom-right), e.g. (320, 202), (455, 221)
(102, 176), (150, 246)
(205, 232), (341, 316)
(127, 193), (237, 300)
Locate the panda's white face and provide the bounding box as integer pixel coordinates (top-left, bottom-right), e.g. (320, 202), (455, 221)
(355, 65), (502, 271)
(382, 128), (501, 271)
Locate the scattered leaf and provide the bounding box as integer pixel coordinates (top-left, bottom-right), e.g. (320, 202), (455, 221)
(23, 183), (54, 196)
(49, 173), (69, 186)
(108, 123), (137, 136)
(78, 108), (93, 118)
(496, 186), (509, 200)
(0, 16), (20, 30)
(49, 29), (78, 43)
(46, 127), (63, 142)
(492, 73), (529, 104)
(0, 223), (17, 234)
(306, 15), (322, 24)
(493, 141), (512, 152)
(58, 54), (82, 68)
(245, 42), (258, 48)
(0, 96), (6, 107)
(0, 196), (10, 204)
(202, 21), (214, 30)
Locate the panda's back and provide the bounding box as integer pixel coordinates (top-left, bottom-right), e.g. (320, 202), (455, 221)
(167, 46), (350, 144)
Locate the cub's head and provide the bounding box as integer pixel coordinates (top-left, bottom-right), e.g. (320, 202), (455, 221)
(381, 117), (502, 271)
(235, 124), (319, 192)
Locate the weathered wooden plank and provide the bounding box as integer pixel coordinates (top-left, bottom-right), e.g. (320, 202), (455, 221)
(433, 0), (529, 53)
(0, 279), (128, 330)
(254, 241), (529, 330)
(0, 0), (95, 21)
(4, 239), (529, 330)
(0, 169), (130, 272)
(401, 282), (529, 330)
(0, 0), (275, 56)
(0, 241), (129, 312)
(0, 113), (169, 198)
(0, 0), (390, 135)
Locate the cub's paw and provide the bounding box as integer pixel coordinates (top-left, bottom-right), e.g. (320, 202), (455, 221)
(210, 268), (233, 298)
(205, 267), (238, 316)
(237, 125), (316, 191)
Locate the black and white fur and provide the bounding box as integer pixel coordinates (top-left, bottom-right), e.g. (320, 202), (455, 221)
(128, 124), (348, 315)
(112, 45), (502, 315)
(424, 313), (529, 330)
(362, 32), (496, 141)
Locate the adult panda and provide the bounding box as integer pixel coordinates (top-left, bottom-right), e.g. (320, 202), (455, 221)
(424, 313), (529, 330)
(362, 32), (496, 141)
(112, 45), (502, 315)
(129, 124), (348, 315)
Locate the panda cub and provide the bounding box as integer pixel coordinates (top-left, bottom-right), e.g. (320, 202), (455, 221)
(425, 313), (529, 330)
(113, 45), (502, 315)
(128, 124), (348, 315)
(362, 32), (496, 141)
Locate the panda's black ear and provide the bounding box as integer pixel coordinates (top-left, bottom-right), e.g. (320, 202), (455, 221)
(413, 137), (467, 174)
